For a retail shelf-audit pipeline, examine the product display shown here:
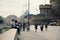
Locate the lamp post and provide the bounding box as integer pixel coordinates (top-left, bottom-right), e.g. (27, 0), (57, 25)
(26, 0), (30, 31)
(27, 0), (30, 25)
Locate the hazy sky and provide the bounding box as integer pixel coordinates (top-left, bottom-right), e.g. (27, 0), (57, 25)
(0, 0), (50, 18)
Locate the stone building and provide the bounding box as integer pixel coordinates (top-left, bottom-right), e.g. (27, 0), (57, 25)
(39, 4), (52, 19)
(32, 14), (42, 25)
(50, 0), (60, 25)
(50, 0), (60, 17)
(39, 4), (54, 25)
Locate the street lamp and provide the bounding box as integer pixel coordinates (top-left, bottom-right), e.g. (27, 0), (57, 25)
(26, 0), (30, 31)
(27, 0), (30, 25)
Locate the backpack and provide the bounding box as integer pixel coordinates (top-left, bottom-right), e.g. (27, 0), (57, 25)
(12, 23), (17, 28)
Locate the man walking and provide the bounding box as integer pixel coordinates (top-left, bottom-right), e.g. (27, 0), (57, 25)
(40, 25), (44, 32)
(35, 24), (38, 32)
(45, 25), (48, 31)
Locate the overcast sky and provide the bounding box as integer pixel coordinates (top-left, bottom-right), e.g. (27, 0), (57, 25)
(0, 0), (50, 18)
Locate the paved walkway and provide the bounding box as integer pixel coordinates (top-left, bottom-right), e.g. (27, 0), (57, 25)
(0, 26), (60, 40)
(15, 25), (60, 40)
(15, 31), (48, 40)
(0, 29), (17, 40)
(30, 25), (60, 40)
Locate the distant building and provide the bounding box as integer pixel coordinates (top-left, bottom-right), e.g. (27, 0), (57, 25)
(31, 4), (52, 25)
(50, 0), (60, 25)
(39, 4), (53, 19)
(39, 4), (55, 25)
(32, 14), (42, 25)
(50, 0), (60, 9)
(5, 15), (18, 25)
(50, 0), (60, 18)
(18, 16), (22, 22)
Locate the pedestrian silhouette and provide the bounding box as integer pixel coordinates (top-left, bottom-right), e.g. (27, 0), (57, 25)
(12, 19), (17, 29)
(45, 25), (48, 31)
(26, 22), (30, 31)
(40, 25), (44, 32)
(35, 24), (38, 32)
(14, 20), (20, 34)
(18, 22), (22, 34)
(23, 22), (26, 31)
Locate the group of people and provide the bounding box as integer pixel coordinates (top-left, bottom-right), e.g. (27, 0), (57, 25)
(35, 24), (48, 32)
(11, 19), (48, 34)
(11, 19), (30, 34)
(12, 20), (22, 34)
(23, 22), (30, 31)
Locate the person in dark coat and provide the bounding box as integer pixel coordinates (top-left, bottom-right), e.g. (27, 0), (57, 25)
(12, 19), (17, 29)
(23, 22), (26, 31)
(14, 20), (20, 34)
(40, 25), (44, 32)
(35, 24), (38, 32)
(18, 22), (22, 31)
(45, 25), (48, 31)
(18, 22), (22, 34)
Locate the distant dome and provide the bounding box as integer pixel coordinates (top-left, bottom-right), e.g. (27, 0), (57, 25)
(6, 15), (18, 20)
(6, 15), (18, 24)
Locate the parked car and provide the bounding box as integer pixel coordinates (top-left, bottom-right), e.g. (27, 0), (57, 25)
(49, 22), (57, 26)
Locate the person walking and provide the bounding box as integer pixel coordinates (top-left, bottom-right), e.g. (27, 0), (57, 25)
(45, 25), (48, 31)
(23, 22), (26, 31)
(26, 22), (30, 31)
(12, 19), (17, 29)
(18, 22), (22, 34)
(40, 25), (44, 32)
(14, 20), (20, 34)
(35, 24), (38, 32)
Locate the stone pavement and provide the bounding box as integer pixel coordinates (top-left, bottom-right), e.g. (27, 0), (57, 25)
(15, 31), (48, 40)
(1, 25), (60, 40)
(15, 25), (60, 40)
(30, 25), (60, 40)
(0, 29), (17, 40)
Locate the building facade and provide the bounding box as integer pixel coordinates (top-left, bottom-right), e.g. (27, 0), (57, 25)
(50, 0), (60, 19)
(39, 4), (54, 25)
(39, 4), (52, 19)
(50, 0), (60, 25)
